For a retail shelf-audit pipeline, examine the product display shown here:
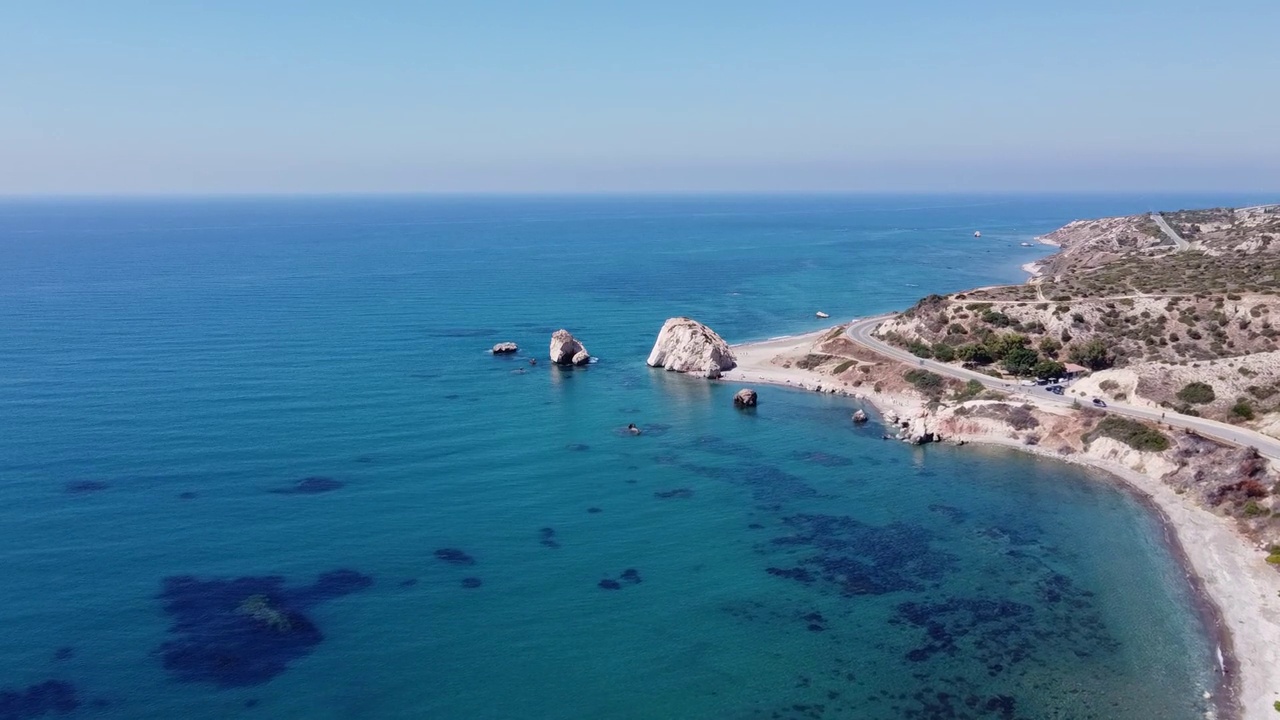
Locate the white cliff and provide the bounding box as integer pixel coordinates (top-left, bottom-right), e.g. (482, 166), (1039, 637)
(646, 317), (736, 379)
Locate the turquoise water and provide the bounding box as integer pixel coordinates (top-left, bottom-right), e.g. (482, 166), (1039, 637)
(0, 194), (1271, 718)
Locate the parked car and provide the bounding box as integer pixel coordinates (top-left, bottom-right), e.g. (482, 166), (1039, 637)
(1092, 398), (1107, 407)
(1019, 379), (1036, 386)
(1048, 386), (1065, 395)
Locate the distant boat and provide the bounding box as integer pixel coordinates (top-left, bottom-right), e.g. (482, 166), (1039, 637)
(815, 311), (830, 319)
(973, 231), (982, 237)
(1020, 242), (1032, 247)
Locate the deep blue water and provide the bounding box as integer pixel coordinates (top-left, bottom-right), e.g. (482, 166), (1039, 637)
(0, 194), (1272, 719)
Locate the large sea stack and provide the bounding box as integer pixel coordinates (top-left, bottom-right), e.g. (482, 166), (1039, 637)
(646, 317), (736, 379)
(549, 330), (590, 365)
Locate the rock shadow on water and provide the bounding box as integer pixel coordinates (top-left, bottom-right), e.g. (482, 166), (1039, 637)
(64, 480), (109, 495)
(155, 570), (374, 688)
(765, 514), (955, 596)
(268, 477), (344, 495)
(0, 680), (79, 719)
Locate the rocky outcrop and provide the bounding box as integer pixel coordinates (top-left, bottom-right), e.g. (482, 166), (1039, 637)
(733, 389), (757, 408)
(646, 317), (736, 379)
(492, 342), (518, 354)
(851, 409), (868, 423)
(549, 330), (589, 365)
(903, 416), (939, 445)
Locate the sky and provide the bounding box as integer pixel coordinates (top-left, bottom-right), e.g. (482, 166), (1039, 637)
(2, 1), (1278, 195)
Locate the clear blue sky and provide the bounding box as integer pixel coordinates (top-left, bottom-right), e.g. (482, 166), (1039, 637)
(2, 1), (1278, 194)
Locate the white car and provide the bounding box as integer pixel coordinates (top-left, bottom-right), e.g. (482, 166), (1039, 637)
(1019, 379), (1036, 386)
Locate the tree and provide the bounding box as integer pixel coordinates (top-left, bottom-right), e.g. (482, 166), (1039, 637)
(1002, 346), (1040, 376)
(1033, 359), (1067, 380)
(931, 342), (956, 362)
(1067, 339), (1114, 370)
(985, 333), (1029, 361)
(1038, 336), (1062, 358)
(955, 343), (993, 364)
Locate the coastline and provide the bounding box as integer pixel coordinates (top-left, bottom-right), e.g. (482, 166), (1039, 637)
(720, 327), (1280, 720)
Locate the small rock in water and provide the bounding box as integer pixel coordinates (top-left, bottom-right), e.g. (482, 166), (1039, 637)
(549, 329), (589, 365)
(851, 409), (868, 423)
(733, 388), (758, 408)
(434, 548), (476, 566)
(491, 342), (518, 354)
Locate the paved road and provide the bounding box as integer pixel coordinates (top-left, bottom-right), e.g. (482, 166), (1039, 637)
(845, 314), (1280, 460)
(1151, 212), (1191, 251)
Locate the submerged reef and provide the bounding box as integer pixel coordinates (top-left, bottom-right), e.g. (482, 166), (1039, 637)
(155, 569), (373, 687)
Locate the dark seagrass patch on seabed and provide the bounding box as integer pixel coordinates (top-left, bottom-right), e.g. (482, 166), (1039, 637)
(538, 527), (561, 548)
(688, 435), (763, 459)
(434, 548), (476, 566)
(64, 480), (109, 494)
(791, 450), (854, 467)
(0, 680), (79, 719)
(155, 569), (373, 687)
(268, 477), (344, 495)
(764, 514), (955, 596)
(654, 488), (694, 499)
(683, 462), (818, 504)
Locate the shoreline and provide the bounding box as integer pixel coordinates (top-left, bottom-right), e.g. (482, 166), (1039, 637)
(721, 327), (1280, 719)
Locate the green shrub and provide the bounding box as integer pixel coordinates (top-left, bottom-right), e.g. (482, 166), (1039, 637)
(832, 360), (855, 375)
(1084, 416), (1170, 452)
(907, 341), (933, 359)
(1067, 339), (1114, 370)
(981, 310), (1013, 327)
(1002, 346), (1039, 376)
(795, 354), (833, 370)
(1176, 382), (1216, 404)
(931, 343), (956, 362)
(1242, 500), (1265, 518)
(903, 369), (945, 396)
(953, 379), (984, 402)
(1230, 400), (1255, 421)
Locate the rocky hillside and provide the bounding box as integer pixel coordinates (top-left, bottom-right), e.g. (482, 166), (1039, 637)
(877, 204), (1280, 434)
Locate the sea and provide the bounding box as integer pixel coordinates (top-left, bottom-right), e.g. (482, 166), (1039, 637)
(0, 193), (1274, 719)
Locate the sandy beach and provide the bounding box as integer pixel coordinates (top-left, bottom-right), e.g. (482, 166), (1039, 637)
(722, 327), (1280, 719)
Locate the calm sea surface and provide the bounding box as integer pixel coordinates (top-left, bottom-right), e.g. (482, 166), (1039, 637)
(1, 194), (1273, 719)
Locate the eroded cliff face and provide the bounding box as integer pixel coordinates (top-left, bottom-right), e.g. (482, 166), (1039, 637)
(646, 317), (736, 379)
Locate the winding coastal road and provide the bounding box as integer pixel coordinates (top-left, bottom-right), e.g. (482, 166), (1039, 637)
(1151, 212), (1191, 251)
(845, 315), (1280, 461)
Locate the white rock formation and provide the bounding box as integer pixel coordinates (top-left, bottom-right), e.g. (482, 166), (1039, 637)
(571, 350), (591, 366)
(733, 388), (757, 407)
(851, 409), (868, 423)
(492, 342), (518, 354)
(646, 317), (736, 379)
(549, 330), (588, 365)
